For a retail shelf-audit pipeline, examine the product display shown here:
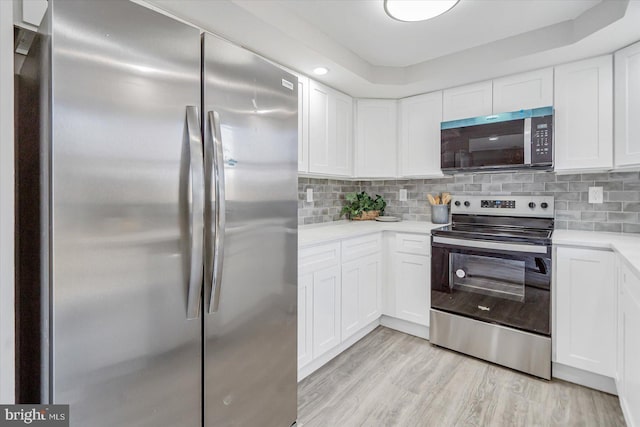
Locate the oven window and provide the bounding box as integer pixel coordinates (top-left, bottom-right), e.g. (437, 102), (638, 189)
(450, 253), (525, 302)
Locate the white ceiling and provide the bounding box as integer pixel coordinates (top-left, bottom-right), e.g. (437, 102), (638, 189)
(145, 0), (640, 98)
(276, 0), (601, 67)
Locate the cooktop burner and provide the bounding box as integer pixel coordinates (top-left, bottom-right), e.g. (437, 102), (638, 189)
(432, 195), (555, 244)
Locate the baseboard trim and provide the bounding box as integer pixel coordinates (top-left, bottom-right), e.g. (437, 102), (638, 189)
(297, 319), (380, 382)
(380, 315), (429, 340)
(552, 362), (618, 395)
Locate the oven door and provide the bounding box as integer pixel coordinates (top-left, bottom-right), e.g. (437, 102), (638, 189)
(431, 236), (551, 336)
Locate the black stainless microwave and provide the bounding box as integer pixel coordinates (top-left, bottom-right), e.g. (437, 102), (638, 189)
(440, 107), (553, 172)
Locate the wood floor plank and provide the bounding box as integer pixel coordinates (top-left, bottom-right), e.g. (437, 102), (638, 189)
(298, 326), (626, 427)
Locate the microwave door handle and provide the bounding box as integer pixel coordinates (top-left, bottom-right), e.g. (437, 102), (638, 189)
(524, 117), (532, 165)
(185, 106), (204, 320)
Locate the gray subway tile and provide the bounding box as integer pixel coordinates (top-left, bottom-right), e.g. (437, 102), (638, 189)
(534, 173), (557, 183)
(492, 174), (512, 183)
(567, 221), (595, 231)
(569, 182), (591, 192)
(522, 183), (545, 192)
(594, 181), (623, 191)
(482, 183), (503, 192)
(595, 222), (622, 233)
(554, 220), (568, 230)
(464, 184), (482, 192)
(554, 201), (568, 211)
(623, 202), (640, 212)
(554, 192), (581, 201)
(556, 210), (581, 221)
(455, 175), (474, 183)
(545, 182), (569, 192)
(580, 172), (610, 181)
(502, 183), (523, 192)
(512, 173), (534, 183)
(608, 212), (639, 223)
(473, 174), (492, 183)
(623, 223), (640, 233)
(556, 174), (583, 182)
(609, 172), (640, 180)
(608, 191), (640, 202)
(623, 182), (640, 191)
(581, 211), (607, 222)
(593, 202), (622, 212)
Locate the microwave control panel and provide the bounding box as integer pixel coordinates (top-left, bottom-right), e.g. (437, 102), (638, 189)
(531, 115), (553, 164)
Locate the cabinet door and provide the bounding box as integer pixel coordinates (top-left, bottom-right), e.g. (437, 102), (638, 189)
(493, 68), (553, 113)
(556, 247), (616, 377)
(442, 80), (492, 122)
(312, 265), (341, 357)
(298, 273), (313, 369)
(360, 253), (382, 325)
(341, 259), (362, 340)
(309, 80), (353, 176)
(618, 260), (640, 426)
(298, 75), (309, 172)
(554, 56), (613, 172)
(395, 253), (430, 326)
(398, 92), (443, 177)
(615, 41), (640, 168)
(355, 99), (397, 178)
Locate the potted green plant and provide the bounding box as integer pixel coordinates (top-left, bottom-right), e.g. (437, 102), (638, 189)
(340, 191), (387, 221)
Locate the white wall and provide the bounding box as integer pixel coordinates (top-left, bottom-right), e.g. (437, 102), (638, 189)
(0, 0), (16, 404)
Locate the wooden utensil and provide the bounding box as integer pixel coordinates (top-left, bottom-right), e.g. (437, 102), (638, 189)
(427, 194), (437, 205)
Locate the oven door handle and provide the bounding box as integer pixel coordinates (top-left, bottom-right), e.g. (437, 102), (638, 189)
(432, 236), (548, 254)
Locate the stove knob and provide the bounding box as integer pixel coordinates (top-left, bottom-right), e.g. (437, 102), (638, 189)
(454, 201), (461, 207)
(541, 202), (549, 209)
(464, 201), (470, 207)
(528, 202), (536, 209)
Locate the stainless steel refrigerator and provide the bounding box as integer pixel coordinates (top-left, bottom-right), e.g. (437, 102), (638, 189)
(15, 0), (298, 425)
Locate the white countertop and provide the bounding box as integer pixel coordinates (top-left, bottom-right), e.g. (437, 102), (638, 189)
(553, 230), (640, 276)
(299, 220), (444, 246)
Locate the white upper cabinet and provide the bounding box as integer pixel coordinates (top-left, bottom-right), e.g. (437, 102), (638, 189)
(355, 99), (397, 178)
(398, 91), (443, 177)
(554, 55), (613, 173)
(297, 75), (309, 173)
(442, 80), (493, 122)
(492, 68), (553, 113)
(555, 247), (616, 377)
(308, 80), (353, 176)
(615, 41), (640, 168)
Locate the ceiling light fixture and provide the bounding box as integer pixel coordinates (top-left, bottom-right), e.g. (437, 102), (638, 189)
(384, 0), (459, 22)
(313, 67), (329, 76)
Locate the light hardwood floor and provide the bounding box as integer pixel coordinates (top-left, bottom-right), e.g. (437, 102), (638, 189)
(298, 326), (625, 427)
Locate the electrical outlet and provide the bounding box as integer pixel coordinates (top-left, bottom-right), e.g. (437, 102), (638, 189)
(588, 187), (603, 204)
(399, 189), (408, 201)
(306, 188), (313, 202)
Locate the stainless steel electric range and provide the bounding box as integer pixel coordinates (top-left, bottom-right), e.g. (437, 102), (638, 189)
(430, 195), (554, 379)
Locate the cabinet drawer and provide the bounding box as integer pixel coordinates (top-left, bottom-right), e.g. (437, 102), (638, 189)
(395, 233), (430, 256)
(342, 234), (381, 263)
(299, 242), (341, 274)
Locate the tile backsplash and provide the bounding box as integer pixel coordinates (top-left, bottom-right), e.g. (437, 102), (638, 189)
(298, 171), (640, 233)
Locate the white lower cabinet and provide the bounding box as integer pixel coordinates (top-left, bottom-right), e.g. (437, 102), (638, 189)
(555, 247), (616, 377)
(341, 253), (382, 341)
(394, 253), (430, 326)
(312, 265), (341, 358)
(618, 259), (640, 427)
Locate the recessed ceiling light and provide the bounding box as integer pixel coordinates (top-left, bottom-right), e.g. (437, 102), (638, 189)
(313, 67), (329, 75)
(384, 0), (459, 22)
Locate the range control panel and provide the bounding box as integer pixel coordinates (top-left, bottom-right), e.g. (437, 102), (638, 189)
(451, 195), (554, 218)
(481, 199), (516, 209)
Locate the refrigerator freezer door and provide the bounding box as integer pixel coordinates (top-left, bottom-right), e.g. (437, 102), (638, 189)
(47, 1), (201, 425)
(203, 33), (298, 427)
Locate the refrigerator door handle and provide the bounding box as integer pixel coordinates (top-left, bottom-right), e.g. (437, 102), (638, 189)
(208, 111), (226, 313)
(185, 106), (204, 320)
